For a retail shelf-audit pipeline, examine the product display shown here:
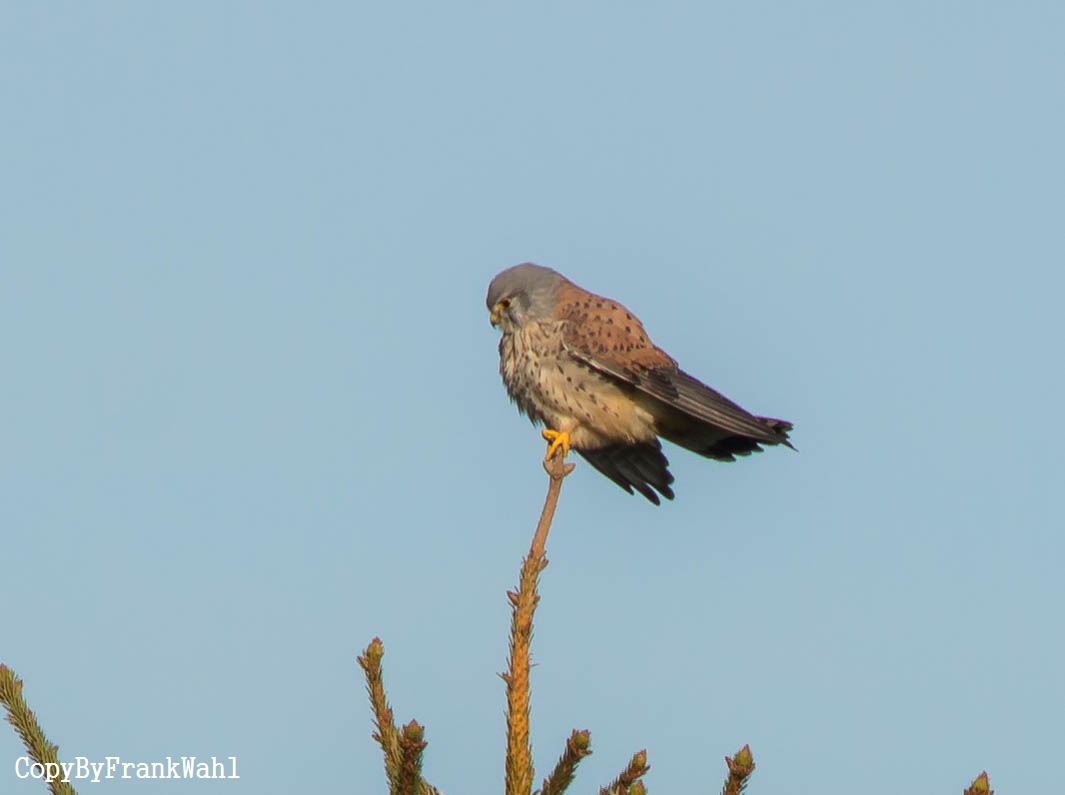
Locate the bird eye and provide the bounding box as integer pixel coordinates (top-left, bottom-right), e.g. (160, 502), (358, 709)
(499, 298), (511, 309)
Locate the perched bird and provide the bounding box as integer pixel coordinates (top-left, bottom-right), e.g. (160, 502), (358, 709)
(486, 263), (793, 504)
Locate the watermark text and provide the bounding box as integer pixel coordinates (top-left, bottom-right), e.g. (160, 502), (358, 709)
(14, 755), (240, 784)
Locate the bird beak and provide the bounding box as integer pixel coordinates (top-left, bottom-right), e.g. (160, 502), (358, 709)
(489, 306), (501, 327)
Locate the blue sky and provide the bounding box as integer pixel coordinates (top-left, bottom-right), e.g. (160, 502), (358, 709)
(2, 2), (1063, 793)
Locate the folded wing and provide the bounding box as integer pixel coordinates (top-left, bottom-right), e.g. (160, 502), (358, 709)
(555, 289), (792, 458)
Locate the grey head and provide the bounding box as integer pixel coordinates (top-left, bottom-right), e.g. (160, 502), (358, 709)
(486, 263), (567, 329)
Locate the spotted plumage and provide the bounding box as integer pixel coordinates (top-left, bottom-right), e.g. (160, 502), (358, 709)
(487, 262), (793, 504)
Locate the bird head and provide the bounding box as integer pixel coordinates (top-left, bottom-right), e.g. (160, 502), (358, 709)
(486, 263), (566, 331)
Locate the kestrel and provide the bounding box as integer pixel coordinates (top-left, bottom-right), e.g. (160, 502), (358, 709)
(486, 263), (793, 504)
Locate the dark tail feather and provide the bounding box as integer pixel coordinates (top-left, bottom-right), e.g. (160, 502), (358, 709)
(578, 442), (675, 505)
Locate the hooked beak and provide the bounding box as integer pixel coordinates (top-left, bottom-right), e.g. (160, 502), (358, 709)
(489, 305), (501, 327)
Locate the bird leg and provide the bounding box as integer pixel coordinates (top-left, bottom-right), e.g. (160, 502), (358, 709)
(541, 429), (571, 462)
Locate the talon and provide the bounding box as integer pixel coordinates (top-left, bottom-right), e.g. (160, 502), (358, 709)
(541, 429), (571, 461)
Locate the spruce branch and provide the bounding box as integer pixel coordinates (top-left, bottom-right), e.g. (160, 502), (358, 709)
(358, 443), (993, 795)
(539, 729), (591, 795)
(358, 638), (403, 791)
(964, 771), (993, 795)
(356, 640), (442, 795)
(599, 749), (649, 795)
(395, 720), (428, 795)
(721, 744), (755, 795)
(503, 452), (575, 795)
(0, 664), (78, 795)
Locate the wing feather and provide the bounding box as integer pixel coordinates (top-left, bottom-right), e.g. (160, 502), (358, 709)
(550, 281), (792, 497)
(553, 286), (788, 445)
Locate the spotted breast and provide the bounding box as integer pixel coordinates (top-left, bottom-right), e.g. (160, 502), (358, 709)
(498, 319), (659, 450)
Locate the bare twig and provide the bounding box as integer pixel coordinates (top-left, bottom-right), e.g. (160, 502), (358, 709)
(503, 453), (575, 795)
(539, 729), (592, 795)
(0, 665), (78, 795)
(529, 454), (575, 560)
(721, 744), (755, 795)
(599, 749), (649, 795)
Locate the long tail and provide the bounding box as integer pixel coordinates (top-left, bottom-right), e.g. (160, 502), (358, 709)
(578, 441), (675, 505)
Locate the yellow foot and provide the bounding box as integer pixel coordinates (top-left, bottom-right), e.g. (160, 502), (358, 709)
(541, 429), (572, 461)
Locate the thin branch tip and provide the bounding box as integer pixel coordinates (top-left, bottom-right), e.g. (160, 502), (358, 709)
(505, 451), (573, 795)
(542, 456), (576, 479)
(965, 771), (993, 795)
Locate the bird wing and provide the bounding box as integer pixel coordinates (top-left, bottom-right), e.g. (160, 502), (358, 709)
(554, 284), (787, 445)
